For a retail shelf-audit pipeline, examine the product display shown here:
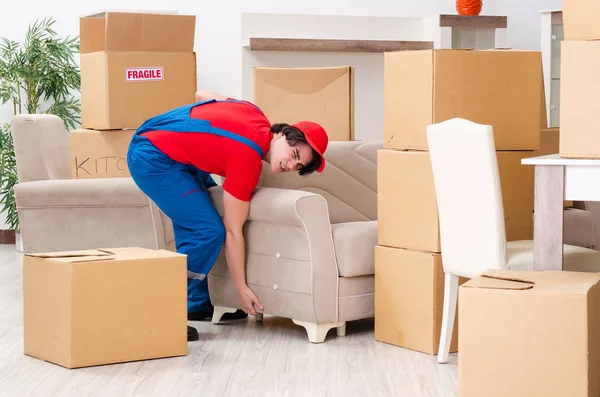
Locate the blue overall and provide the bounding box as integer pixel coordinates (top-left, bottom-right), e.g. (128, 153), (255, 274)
(126, 100), (264, 313)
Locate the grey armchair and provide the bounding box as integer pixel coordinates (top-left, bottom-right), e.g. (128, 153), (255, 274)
(11, 114), (172, 253)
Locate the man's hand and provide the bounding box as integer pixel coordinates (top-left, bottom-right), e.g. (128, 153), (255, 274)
(222, 190), (265, 315)
(237, 284), (264, 315)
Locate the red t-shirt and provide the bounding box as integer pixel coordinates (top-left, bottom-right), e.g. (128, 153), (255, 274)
(141, 99), (272, 202)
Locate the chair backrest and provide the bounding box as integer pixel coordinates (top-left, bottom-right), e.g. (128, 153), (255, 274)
(426, 118), (507, 278)
(11, 114), (71, 182)
(258, 141), (381, 223)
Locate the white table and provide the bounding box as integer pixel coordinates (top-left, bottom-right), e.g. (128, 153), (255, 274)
(522, 153), (600, 271)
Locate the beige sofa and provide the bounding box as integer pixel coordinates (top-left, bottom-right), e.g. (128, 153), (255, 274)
(11, 114), (599, 343)
(208, 141), (380, 342)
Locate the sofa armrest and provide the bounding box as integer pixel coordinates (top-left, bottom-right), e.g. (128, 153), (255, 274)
(14, 178), (166, 253)
(208, 186), (320, 226)
(207, 186), (340, 324)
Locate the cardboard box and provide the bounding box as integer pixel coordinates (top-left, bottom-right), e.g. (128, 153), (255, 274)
(458, 269), (600, 397)
(563, 0), (600, 41)
(80, 12), (197, 130)
(378, 150), (440, 252)
(253, 66), (354, 141)
(560, 41), (600, 159)
(374, 245), (467, 355)
(378, 149), (534, 252)
(70, 129), (135, 179)
(80, 12), (196, 54)
(23, 247), (188, 369)
(384, 49), (542, 151)
(534, 128), (559, 157)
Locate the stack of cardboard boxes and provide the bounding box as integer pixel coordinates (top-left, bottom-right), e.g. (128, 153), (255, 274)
(70, 12), (197, 179)
(560, 0), (600, 159)
(374, 48), (543, 355)
(22, 11), (199, 369)
(456, 5), (600, 395)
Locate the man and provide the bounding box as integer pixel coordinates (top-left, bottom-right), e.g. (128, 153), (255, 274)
(126, 90), (329, 341)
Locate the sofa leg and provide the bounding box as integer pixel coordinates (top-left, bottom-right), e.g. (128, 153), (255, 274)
(292, 320), (346, 343)
(255, 313), (264, 322)
(212, 306), (238, 324)
(336, 323), (347, 337)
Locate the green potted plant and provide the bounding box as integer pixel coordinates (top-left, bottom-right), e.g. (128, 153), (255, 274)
(0, 17), (81, 244)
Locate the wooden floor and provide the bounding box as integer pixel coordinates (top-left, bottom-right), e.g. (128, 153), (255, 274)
(0, 244), (458, 397)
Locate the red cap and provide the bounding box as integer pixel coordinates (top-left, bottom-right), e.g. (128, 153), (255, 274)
(293, 121), (328, 172)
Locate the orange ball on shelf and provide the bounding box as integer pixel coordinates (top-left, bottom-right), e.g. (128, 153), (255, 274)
(456, 0), (482, 16)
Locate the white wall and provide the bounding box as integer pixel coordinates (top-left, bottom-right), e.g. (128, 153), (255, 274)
(0, 0), (562, 227)
(1, 0), (562, 116)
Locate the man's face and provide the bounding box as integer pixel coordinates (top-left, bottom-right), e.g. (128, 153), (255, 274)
(269, 134), (314, 174)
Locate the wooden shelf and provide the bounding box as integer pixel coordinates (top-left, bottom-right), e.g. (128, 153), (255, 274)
(246, 37), (434, 53)
(551, 11), (563, 25)
(439, 14), (507, 29)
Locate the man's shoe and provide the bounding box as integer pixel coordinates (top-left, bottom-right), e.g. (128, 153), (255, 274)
(220, 309), (248, 321)
(187, 306), (214, 321)
(188, 325), (199, 341)
(188, 305), (248, 322)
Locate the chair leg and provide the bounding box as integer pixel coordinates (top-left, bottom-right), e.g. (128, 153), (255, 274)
(437, 273), (459, 364)
(292, 320), (345, 343)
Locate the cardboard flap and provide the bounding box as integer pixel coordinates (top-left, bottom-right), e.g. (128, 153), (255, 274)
(80, 14), (108, 54)
(104, 12), (195, 53)
(26, 249), (116, 263)
(463, 270), (537, 291)
(255, 66), (351, 95)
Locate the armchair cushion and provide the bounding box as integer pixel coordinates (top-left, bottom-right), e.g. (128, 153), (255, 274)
(11, 114), (71, 183)
(331, 221), (377, 277)
(14, 178), (163, 253)
(15, 178), (148, 207)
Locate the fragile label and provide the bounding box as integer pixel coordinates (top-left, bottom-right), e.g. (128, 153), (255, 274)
(125, 67), (164, 82)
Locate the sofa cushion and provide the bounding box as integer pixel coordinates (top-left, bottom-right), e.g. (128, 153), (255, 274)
(258, 141), (382, 224)
(12, 114), (71, 183)
(563, 208), (596, 248)
(331, 221), (377, 277)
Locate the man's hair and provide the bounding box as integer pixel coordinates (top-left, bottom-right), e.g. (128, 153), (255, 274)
(270, 123), (322, 175)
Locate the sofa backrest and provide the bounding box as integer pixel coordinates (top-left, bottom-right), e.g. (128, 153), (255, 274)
(258, 141), (382, 223)
(11, 114), (71, 182)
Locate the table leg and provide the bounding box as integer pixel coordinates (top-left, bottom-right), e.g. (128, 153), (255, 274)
(533, 165), (565, 271)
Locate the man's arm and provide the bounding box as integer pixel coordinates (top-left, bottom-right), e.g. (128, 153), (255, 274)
(195, 90), (229, 102)
(222, 190), (264, 315)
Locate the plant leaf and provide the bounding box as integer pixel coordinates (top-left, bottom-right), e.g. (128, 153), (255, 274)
(0, 17), (81, 229)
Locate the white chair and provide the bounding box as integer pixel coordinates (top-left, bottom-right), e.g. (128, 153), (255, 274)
(426, 118), (600, 364)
